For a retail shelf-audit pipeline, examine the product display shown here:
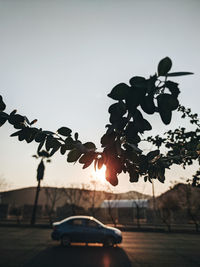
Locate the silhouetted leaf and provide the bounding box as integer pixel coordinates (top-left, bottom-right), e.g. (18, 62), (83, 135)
(158, 57), (172, 76)
(165, 81), (180, 97)
(74, 132), (78, 141)
(140, 95), (155, 114)
(167, 72), (193, 77)
(129, 76), (146, 88)
(0, 96), (6, 111)
(105, 167), (118, 186)
(159, 108), (172, 125)
(147, 150), (160, 161)
(35, 131), (46, 143)
(108, 101), (126, 118)
(0, 112), (8, 127)
(67, 148), (82, 162)
(30, 119), (38, 125)
(60, 145), (67, 155)
(79, 151), (96, 169)
(64, 137), (74, 150)
(45, 135), (54, 151)
(9, 114), (25, 125)
(108, 83), (130, 100)
(84, 142), (96, 151)
(10, 130), (22, 137)
(57, 127), (72, 136)
(129, 166), (139, 182)
(98, 157), (104, 170)
(157, 94), (178, 125)
(101, 132), (116, 147)
(37, 138), (45, 153)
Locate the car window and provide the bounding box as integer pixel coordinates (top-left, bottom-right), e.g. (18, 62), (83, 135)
(87, 219), (100, 228)
(71, 219), (84, 226)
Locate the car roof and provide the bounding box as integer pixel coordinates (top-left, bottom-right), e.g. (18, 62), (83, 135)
(60, 215), (94, 223)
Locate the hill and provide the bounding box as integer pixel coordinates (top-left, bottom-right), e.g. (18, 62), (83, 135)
(0, 186), (150, 210)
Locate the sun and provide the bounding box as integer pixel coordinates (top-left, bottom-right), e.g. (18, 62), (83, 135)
(92, 165), (106, 183)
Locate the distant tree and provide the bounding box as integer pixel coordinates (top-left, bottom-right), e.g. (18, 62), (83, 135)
(61, 184), (87, 215)
(31, 150), (51, 225)
(44, 186), (62, 225)
(157, 194), (180, 232)
(126, 189), (148, 228)
(103, 184), (120, 227)
(179, 183), (200, 232)
(0, 175), (9, 192)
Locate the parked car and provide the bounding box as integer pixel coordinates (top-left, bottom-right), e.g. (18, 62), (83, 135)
(51, 215), (122, 247)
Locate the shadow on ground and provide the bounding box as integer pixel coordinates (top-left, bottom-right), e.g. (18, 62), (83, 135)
(24, 244), (132, 267)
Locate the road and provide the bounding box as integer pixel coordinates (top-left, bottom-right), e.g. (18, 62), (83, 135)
(0, 227), (200, 267)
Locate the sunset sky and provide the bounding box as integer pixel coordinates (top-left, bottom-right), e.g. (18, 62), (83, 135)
(0, 0), (199, 196)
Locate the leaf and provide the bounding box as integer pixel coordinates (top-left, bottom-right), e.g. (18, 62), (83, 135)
(79, 151), (95, 164)
(83, 142), (96, 151)
(49, 145), (60, 156)
(98, 157), (104, 170)
(79, 152), (96, 169)
(129, 76), (146, 88)
(0, 112), (8, 127)
(67, 148), (82, 162)
(167, 72), (193, 77)
(37, 138), (45, 153)
(157, 94), (179, 111)
(64, 137), (74, 150)
(158, 57), (172, 76)
(105, 167), (118, 186)
(134, 109), (152, 133)
(60, 145), (67, 155)
(165, 81), (180, 97)
(9, 114), (25, 125)
(101, 132), (116, 147)
(108, 102), (126, 118)
(45, 135), (54, 151)
(108, 83), (130, 100)
(57, 127), (72, 136)
(140, 95), (155, 114)
(159, 108), (172, 125)
(157, 94), (178, 125)
(30, 119), (38, 125)
(35, 132), (46, 143)
(74, 132), (78, 141)
(129, 167), (139, 183)
(126, 88), (146, 115)
(10, 130), (22, 137)
(0, 96), (6, 111)
(147, 150), (160, 161)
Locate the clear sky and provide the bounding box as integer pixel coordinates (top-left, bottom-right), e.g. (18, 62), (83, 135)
(0, 0), (199, 196)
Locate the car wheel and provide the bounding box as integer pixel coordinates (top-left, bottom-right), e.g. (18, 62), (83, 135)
(103, 236), (115, 247)
(61, 235), (70, 247)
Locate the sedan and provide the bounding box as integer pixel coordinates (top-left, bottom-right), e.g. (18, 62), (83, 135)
(51, 215), (122, 247)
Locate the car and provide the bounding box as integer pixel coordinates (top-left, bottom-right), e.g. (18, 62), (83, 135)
(51, 215), (122, 247)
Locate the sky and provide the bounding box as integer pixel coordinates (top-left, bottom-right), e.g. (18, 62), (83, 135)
(0, 0), (199, 196)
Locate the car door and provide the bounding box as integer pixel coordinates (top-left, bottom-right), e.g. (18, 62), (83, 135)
(85, 219), (104, 243)
(70, 219), (87, 242)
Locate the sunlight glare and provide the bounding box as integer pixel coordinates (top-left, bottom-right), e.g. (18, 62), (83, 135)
(93, 165), (106, 183)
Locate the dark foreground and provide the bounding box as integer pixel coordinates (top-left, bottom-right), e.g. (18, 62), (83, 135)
(0, 227), (200, 267)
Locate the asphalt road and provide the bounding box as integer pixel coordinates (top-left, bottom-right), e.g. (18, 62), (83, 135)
(0, 227), (200, 267)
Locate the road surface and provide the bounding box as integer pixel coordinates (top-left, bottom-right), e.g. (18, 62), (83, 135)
(0, 227), (199, 267)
